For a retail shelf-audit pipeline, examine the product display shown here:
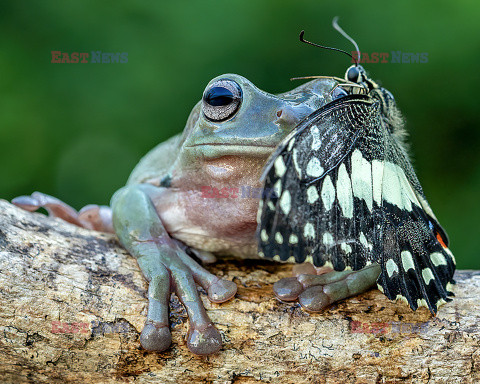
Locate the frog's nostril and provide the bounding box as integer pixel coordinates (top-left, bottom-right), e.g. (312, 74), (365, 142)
(275, 106), (299, 126)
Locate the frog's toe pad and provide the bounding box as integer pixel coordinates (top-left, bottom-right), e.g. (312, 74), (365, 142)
(273, 277), (304, 301)
(208, 279), (237, 303)
(140, 321), (172, 352)
(187, 324), (222, 355)
(298, 286), (331, 312)
(11, 195), (41, 211)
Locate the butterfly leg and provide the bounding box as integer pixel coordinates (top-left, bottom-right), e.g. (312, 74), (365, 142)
(273, 264), (381, 311)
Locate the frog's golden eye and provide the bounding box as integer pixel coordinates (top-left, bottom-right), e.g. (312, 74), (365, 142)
(202, 79), (242, 122)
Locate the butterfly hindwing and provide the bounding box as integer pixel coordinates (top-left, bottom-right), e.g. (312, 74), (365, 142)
(257, 94), (456, 314)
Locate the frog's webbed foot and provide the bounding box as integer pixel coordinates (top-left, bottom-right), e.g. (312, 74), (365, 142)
(12, 192), (113, 232)
(273, 263), (381, 312)
(112, 185), (237, 355)
(138, 256), (236, 354)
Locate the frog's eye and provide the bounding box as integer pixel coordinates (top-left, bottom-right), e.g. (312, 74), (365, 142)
(202, 79), (242, 122)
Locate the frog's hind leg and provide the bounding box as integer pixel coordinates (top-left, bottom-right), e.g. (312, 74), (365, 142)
(273, 264), (381, 311)
(12, 192), (113, 232)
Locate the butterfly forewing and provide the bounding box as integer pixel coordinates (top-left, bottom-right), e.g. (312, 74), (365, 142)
(257, 94), (456, 314)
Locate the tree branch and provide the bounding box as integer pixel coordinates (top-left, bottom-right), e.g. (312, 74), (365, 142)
(0, 200), (478, 383)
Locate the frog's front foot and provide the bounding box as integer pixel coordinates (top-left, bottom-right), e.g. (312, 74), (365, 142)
(12, 192), (113, 232)
(138, 251), (237, 354)
(111, 185), (237, 355)
(273, 263), (381, 311)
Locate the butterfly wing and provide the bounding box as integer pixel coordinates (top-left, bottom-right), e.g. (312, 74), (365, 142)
(257, 94), (455, 313)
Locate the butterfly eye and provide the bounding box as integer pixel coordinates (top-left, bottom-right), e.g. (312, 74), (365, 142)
(332, 87), (348, 99)
(346, 66), (361, 83)
(202, 79), (242, 122)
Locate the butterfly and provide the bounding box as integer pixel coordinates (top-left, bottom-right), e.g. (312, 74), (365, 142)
(256, 19), (455, 314)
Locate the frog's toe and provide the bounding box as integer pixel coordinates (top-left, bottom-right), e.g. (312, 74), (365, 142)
(170, 260), (224, 355)
(11, 195), (41, 211)
(274, 265), (381, 311)
(140, 320), (172, 351)
(175, 251), (237, 303)
(186, 323), (222, 355)
(78, 205), (114, 232)
(11, 191), (112, 231)
(298, 285), (332, 312)
(207, 278), (237, 303)
(273, 277), (304, 301)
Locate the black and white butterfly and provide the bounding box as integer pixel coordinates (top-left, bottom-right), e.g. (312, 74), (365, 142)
(256, 20), (455, 314)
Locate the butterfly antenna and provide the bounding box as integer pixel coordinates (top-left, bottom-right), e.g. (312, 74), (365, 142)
(332, 17), (360, 66)
(299, 30), (355, 63)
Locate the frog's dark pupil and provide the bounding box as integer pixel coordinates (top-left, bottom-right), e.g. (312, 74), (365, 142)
(204, 87), (234, 107)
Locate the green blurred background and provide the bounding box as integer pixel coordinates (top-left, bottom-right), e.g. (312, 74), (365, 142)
(1, 1), (479, 268)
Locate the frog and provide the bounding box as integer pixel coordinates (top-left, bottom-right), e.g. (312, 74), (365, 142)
(12, 73), (381, 355)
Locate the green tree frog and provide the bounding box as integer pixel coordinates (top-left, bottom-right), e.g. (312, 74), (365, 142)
(13, 74), (380, 355)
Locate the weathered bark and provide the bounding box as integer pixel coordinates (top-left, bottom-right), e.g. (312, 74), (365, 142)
(0, 199), (478, 384)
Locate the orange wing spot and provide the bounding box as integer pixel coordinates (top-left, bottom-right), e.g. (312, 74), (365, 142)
(436, 232), (447, 248)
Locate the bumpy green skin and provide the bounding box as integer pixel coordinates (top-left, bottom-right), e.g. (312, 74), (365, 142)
(110, 74), (342, 354)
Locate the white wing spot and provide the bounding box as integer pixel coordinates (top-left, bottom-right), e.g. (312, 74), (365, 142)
(386, 259), (399, 277)
(359, 232), (373, 251)
(401, 250), (415, 272)
(287, 138), (295, 151)
(274, 156), (287, 177)
(256, 200), (263, 223)
(321, 175), (335, 211)
(273, 179), (282, 197)
(382, 162), (419, 211)
(341, 243), (352, 254)
(351, 149), (373, 211)
(306, 157), (324, 178)
(292, 148), (302, 178)
(382, 162), (403, 209)
(323, 232), (334, 247)
(422, 268), (435, 285)
(307, 185), (319, 204)
(430, 252), (448, 267)
(303, 222), (315, 239)
(261, 229), (269, 242)
(267, 201), (275, 211)
(279, 190), (291, 215)
(372, 160), (384, 205)
(311, 125), (321, 150)
(445, 247), (456, 265)
(275, 232), (283, 244)
(336, 163), (353, 218)
(395, 294), (409, 305)
(289, 234), (298, 244)
(417, 298), (428, 308)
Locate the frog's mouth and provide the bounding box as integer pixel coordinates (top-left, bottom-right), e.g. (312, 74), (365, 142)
(186, 143), (277, 158)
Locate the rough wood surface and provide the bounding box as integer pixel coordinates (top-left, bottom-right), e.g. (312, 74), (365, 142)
(0, 199), (478, 384)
